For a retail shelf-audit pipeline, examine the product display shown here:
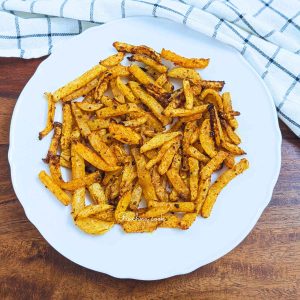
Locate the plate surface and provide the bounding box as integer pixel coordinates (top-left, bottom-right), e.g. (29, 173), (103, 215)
(9, 17), (281, 280)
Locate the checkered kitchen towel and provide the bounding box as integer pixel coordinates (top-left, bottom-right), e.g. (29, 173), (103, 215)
(1, 0), (300, 136)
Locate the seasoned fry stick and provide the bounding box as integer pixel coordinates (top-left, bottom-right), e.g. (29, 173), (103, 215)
(71, 103), (91, 138)
(168, 67), (201, 81)
(161, 48), (209, 69)
(146, 136), (180, 169)
(44, 122), (62, 162)
(149, 201), (195, 212)
(199, 118), (218, 158)
(88, 183), (107, 205)
(53, 64), (106, 101)
(183, 79), (194, 109)
(113, 42), (161, 63)
(128, 54), (167, 73)
(166, 168), (190, 199)
(38, 171), (71, 205)
(201, 159), (249, 217)
(158, 140), (180, 175)
(116, 77), (138, 103)
(165, 104), (209, 117)
(131, 148), (158, 203)
(188, 157), (199, 202)
(108, 123), (141, 144)
(73, 142), (120, 171)
(89, 131), (118, 165)
(62, 78), (98, 102)
(200, 151), (228, 180)
(61, 104), (72, 152)
(87, 119), (110, 130)
(100, 52), (125, 67)
(39, 93), (56, 140)
(129, 81), (170, 126)
(96, 103), (139, 118)
(140, 131), (181, 153)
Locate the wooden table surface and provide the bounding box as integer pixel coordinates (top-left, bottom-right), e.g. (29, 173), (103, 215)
(0, 58), (299, 300)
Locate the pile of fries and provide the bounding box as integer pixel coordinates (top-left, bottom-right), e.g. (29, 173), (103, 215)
(38, 42), (249, 234)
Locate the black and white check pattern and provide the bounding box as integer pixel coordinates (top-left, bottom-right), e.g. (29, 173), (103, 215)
(0, 0), (299, 136)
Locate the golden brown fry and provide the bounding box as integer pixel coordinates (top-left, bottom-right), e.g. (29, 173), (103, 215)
(195, 178), (211, 213)
(100, 52), (125, 67)
(61, 104), (72, 153)
(73, 142), (120, 171)
(116, 77), (138, 103)
(222, 92), (238, 129)
(62, 78), (98, 102)
(186, 146), (209, 163)
(222, 120), (241, 145)
(93, 209), (115, 222)
(76, 102), (103, 112)
(200, 151), (228, 180)
(108, 122), (141, 144)
(166, 168), (190, 199)
(183, 79), (194, 109)
(39, 93), (56, 140)
(129, 81), (171, 125)
(120, 161), (137, 195)
(149, 201), (195, 212)
(146, 136), (180, 169)
(115, 190), (132, 223)
(60, 156), (71, 168)
(151, 167), (169, 202)
(113, 42), (161, 63)
(166, 104), (209, 117)
(89, 131), (118, 165)
(161, 48), (209, 68)
(75, 217), (114, 235)
(122, 220), (159, 233)
(128, 54), (167, 73)
(140, 206), (170, 218)
(158, 140), (180, 175)
(222, 141), (246, 155)
(188, 157), (199, 202)
(183, 121), (197, 152)
(87, 118), (110, 130)
(199, 118), (218, 158)
(96, 103), (139, 118)
(180, 213), (198, 229)
(76, 204), (113, 219)
(38, 171), (71, 205)
(43, 123), (62, 164)
(71, 102), (91, 138)
(160, 214), (180, 228)
(95, 65), (129, 100)
(201, 89), (223, 111)
(224, 154), (235, 169)
(122, 116), (147, 127)
(144, 112), (164, 132)
(53, 64), (106, 101)
(88, 183), (107, 205)
(129, 64), (155, 85)
(202, 159), (249, 217)
(131, 148), (158, 203)
(110, 78), (125, 104)
(168, 67), (201, 81)
(129, 183), (143, 210)
(193, 80), (225, 92)
(140, 131), (181, 153)
(155, 73), (168, 86)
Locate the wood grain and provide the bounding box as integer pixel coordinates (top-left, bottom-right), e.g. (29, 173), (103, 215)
(0, 58), (299, 300)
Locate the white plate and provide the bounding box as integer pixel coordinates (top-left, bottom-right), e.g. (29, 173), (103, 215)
(9, 17), (281, 280)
